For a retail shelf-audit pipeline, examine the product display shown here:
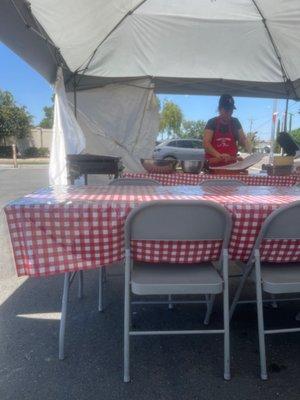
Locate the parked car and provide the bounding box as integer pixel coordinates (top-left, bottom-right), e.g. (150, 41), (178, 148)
(153, 138), (204, 161)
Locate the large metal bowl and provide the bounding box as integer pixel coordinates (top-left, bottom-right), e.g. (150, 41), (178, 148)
(141, 158), (177, 173)
(181, 160), (204, 174)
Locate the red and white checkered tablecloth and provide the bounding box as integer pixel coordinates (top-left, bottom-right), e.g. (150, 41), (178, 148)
(4, 185), (300, 277)
(122, 172), (300, 187)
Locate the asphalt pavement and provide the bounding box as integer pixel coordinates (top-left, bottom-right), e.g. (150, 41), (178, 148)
(0, 167), (299, 400)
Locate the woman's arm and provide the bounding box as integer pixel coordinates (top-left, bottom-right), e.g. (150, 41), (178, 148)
(203, 129), (231, 160)
(238, 129), (252, 153)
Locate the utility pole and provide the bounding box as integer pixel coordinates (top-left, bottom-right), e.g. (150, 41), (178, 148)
(276, 118), (281, 134)
(288, 113), (293, 132)
(281, 115), (285, 131)
(249, 117), (254, 133)
(284, 98), (289, 131)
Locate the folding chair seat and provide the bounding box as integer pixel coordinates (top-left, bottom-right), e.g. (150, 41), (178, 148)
(131, 262), (223, 295)
(257, 263), (300, 294)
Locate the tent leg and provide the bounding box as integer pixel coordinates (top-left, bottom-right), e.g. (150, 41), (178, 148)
(73, 73), (77, 118)
(284, 98), (289, 132)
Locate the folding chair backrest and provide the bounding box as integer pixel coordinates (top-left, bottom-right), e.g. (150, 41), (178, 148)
(109, 178), (160, 186)
(254, 201), (300, 250)
(201, 179), (246, 187)
(125, 200), (232, 250)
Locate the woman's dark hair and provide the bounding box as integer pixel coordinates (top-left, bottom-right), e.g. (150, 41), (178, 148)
(218, 94), (236, 112)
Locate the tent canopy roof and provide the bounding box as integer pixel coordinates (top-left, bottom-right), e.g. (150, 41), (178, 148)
(1, 0), (300, 99)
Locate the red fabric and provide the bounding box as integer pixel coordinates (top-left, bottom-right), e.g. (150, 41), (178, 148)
(205, 117), (238, 166)
(131, 240), (222, 263)
(123, 172), (300, 187)
(5, 185), (300, 277)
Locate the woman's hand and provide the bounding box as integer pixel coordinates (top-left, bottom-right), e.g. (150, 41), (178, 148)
(214, 152), (229, 161)
(220, 153), (232, 161)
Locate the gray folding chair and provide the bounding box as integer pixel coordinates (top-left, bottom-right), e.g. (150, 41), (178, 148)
(248, 201), (300, 380)
(201, 179), (247, 186)
(123, 200), (232, 382)
(109, 178), (160, 186)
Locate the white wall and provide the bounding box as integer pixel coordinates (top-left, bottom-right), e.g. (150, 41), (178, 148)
(17, 128), (52, 153)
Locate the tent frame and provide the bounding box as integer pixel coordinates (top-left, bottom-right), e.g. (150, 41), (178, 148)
(2, 0), (299, 101)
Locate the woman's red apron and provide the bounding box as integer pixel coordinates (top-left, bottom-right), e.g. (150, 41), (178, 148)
(205, 117), (238, 167)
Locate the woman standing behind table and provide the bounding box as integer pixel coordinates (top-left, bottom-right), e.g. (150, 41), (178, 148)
(203, 94), (252, 167)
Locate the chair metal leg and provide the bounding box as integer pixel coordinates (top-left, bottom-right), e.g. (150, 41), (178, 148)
(229, 263), (253, 320)
(59, 272), (70, 360)
(98, 268), (104, 312)
(103, 266), (107, 283)
(204, 294), (209, 322)
(254, 252), (268, 380)
(124, 254), (131, 383)
(270, 293), (278, 309)
(168, 295), (173, 309)
(204, 294), (215, 325)
(78, 270), (83, 299)
(223, 251), (231, 380)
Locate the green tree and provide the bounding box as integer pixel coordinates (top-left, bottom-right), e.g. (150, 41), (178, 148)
(0, 90), (32, 145)
(179, 119), (206, 139)
(39, 95), (54, 128)
(159, 100), (183, 139)
(246, 131), (260, 150)
(290, 128), (300, 144)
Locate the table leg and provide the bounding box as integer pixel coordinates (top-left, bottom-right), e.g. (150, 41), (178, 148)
(78, 270), (83, 299)
(98, 268), (104, 312)
(59, 272), (70, 360)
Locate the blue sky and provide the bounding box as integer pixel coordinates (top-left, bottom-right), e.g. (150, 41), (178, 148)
(0, 42), (299, 140)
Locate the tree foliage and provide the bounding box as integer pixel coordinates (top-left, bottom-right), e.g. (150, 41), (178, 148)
(0, 90), (32, 145)
(159, 100), (183, 138)
(179, 119), (206, 139)
(290, 128), (300, 144)
(246, 131), (260, 149)
(39, 94), (54, 128)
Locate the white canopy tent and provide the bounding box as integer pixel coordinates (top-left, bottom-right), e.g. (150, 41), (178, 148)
(1, 0), (300, 181)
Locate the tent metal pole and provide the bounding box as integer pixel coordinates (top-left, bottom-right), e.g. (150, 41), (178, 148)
(251, 0), (297, 99)
(284, 98), (289, 132)
(269, 99), (278, 164)
(12, 0), (68, 71)
(73, 74), (77, 118)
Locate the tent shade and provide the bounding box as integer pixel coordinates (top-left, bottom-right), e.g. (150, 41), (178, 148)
(0, 0), (60, 83)
(64, 75), (300, 99)
(1, 0), (300, 99)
